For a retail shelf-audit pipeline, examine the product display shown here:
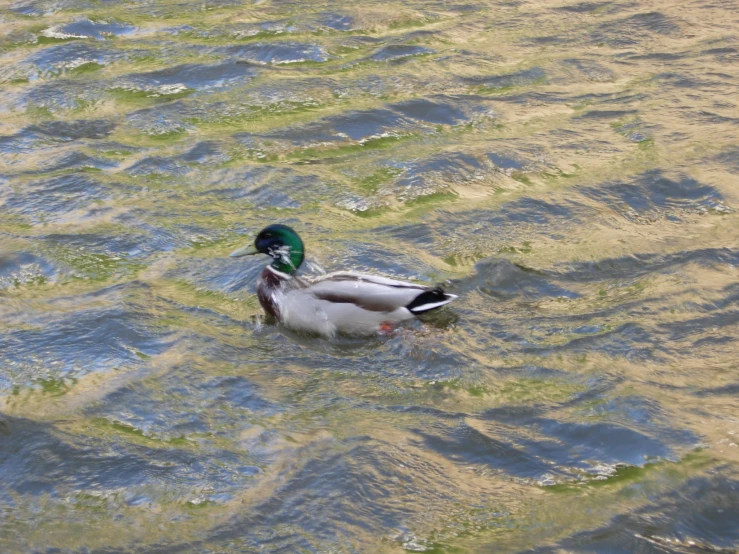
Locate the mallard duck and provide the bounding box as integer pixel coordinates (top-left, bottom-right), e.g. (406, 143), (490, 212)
(230, 224), (457, 337)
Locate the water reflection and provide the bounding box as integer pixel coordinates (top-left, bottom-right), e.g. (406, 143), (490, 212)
(1, 0), (738, 552)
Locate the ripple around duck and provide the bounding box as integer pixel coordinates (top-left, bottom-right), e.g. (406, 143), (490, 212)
(0, 128), (44, 155)
(315, 12), (356, 31)
(148, 435), (509, 553)
(28, 119), (116, 140)
(2, 0), (738, 551)
(417, 425), (569, 482)
(167, 256), (264, 295)
(0, 283), (175, 388)
(41, 18), (137, 41)
(528, 475), (739, 553)
(659, 310), (739, 346)
(2, 174), (114, 224)
(526, 322), (665, 361)
(126, 156), (193, 178)
(12, 42), (127, 81)
(555, 2), (619, 13)
(41, 226), (180, 264)
(19, 79), (108, 113)
(488, 415), (695, 469)
(212, 12), (357, 37)
(0, 416), (172, 497)
(463, 67), (546, 90)
(428, 197), (587, 258)
(258, 108), (411, 146)
(124, 102), (198, 136)
(0, 251), (57, 288)
(328, 240), (439, 281)
(208, 325), (473, 381)
(180, 140), (232, 165)
(715, 146), (739, 172)
(249, 96), (492, 156)
(457, 259), (581, 300)
(578, 170), (727, 222)
(115, 62), (257, 96)
(0, 120), (115, 160)
(592, 11), (682, 47)
(9, 0), (99, 16)
(198, 165), (337, 207)
(368, 44), (436, 62)
(25, 151), (119, 174)
(224, 42), (331, 65)
(388, 97), (471, 125)
(84, 365), (280, 442)
(371, 223), (436, 245)
(0, 415), (260, 507)
(422, 399), (700, 484)
(563, 59), (617, 83)
(546, 247), (739, 282)
(380, 152), (488, 202)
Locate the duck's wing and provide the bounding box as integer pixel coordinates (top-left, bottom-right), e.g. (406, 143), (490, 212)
(304, 272), (456, 313)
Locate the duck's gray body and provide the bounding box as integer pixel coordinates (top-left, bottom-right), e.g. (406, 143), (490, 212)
(257, 266), (457, 337)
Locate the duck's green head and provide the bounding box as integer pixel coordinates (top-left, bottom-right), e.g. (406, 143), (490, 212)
(229, 224), (305, 275)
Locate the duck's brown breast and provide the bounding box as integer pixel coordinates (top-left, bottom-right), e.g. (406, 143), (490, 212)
(256, 267), (288, 318)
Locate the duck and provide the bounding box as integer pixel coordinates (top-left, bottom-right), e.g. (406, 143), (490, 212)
(229, 224), (457, 337)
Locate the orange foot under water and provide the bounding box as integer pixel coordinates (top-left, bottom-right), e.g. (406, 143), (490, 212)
(378, 323), (395, 335)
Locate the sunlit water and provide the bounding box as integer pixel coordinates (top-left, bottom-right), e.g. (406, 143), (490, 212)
(1, 0), (738, 552)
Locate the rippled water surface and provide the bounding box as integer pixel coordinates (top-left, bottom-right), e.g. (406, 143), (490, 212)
(1, 0), (738, 552)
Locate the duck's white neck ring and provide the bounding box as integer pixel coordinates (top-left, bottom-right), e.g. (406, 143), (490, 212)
(266, 265), (292, 280)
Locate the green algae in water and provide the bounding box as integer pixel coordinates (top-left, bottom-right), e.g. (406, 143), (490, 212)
(357, 167), (404, 194)
(34, 377), (73, 396)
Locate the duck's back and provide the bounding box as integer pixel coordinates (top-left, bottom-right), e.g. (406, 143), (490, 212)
(304, 272), (428, 310)
(277, 272), (454, 336)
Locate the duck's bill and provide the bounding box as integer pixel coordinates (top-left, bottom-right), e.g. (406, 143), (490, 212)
(229, 244), (259, 257)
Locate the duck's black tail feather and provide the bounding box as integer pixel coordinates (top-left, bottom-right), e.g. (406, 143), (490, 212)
(406, 287), (458, 314)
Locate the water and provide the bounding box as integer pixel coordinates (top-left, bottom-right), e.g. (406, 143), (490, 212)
(1, 0), (738, 552)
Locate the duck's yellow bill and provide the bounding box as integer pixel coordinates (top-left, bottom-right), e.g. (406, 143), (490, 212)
(229, 244), (259, 257)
